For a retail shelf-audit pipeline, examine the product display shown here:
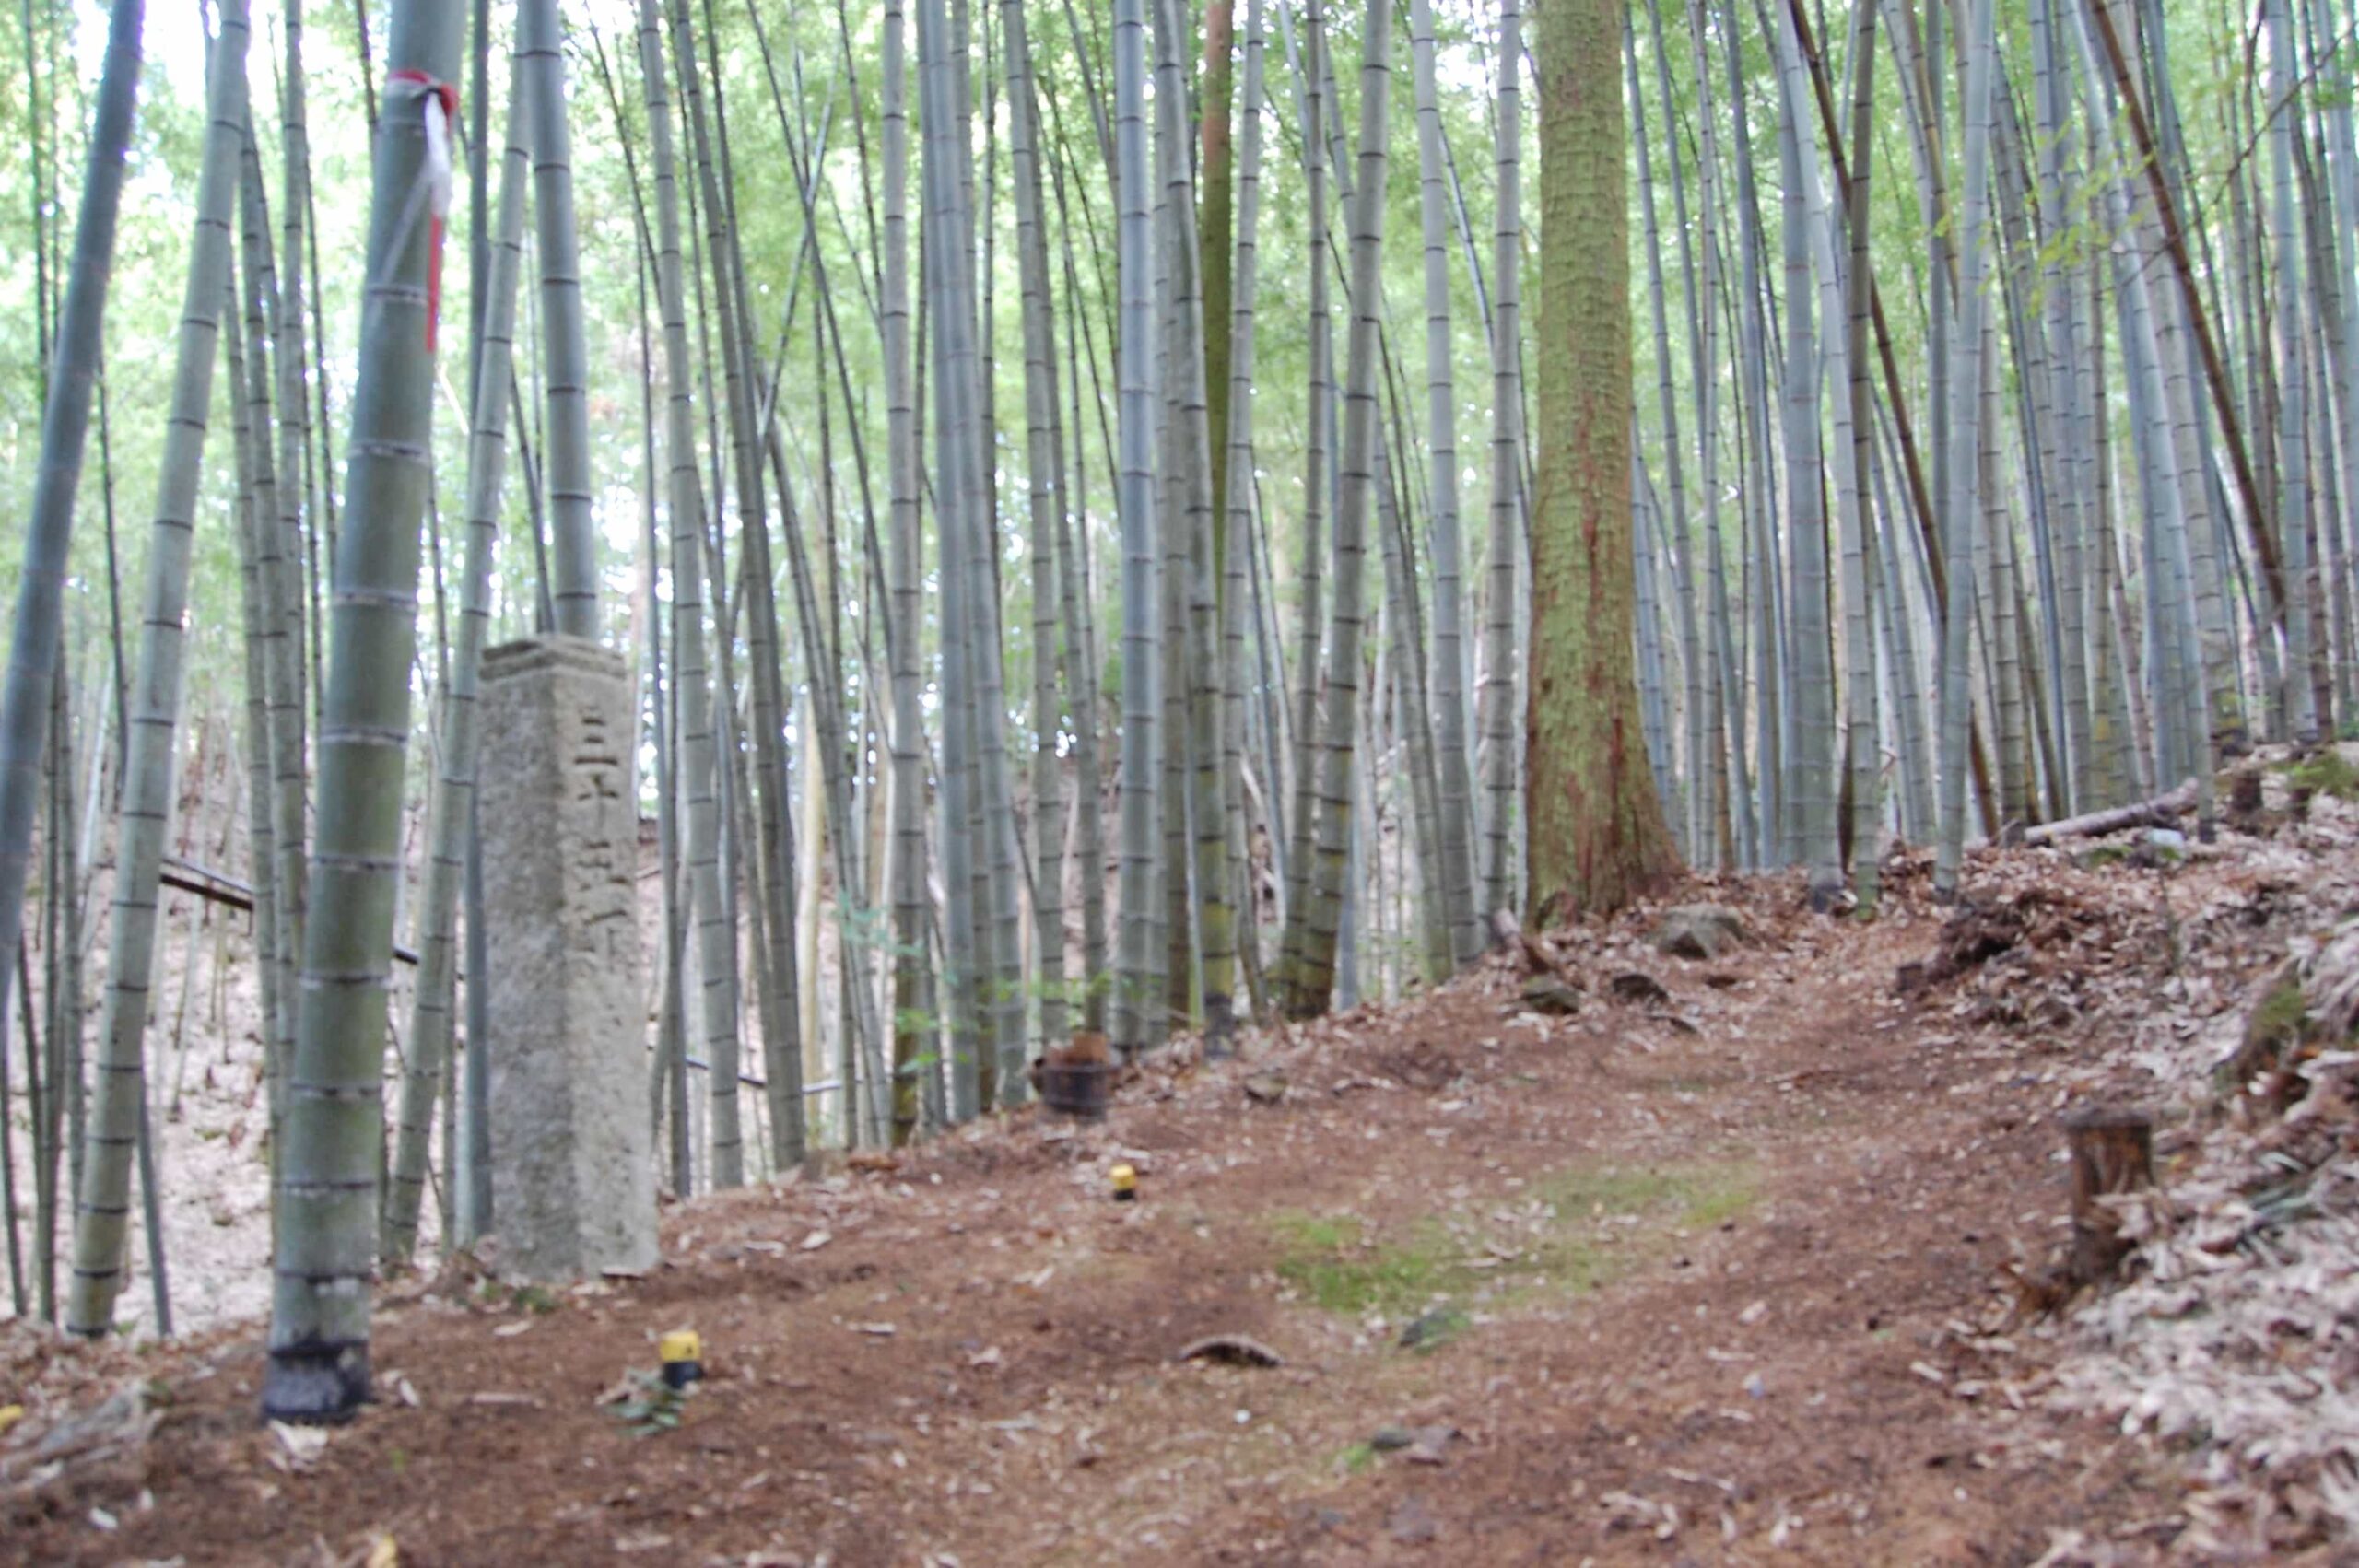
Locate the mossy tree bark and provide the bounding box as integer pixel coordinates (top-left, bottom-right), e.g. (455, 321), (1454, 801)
(1524, 0), (1676, 921)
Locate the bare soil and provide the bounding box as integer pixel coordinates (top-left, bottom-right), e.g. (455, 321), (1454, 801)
(2, 834), (2332, 1567)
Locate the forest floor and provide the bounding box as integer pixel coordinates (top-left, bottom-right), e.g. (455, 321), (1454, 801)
(7, 772), (2359, 1565)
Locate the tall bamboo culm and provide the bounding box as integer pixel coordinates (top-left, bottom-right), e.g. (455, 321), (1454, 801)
(382, 42), (532, 1265)
(263, 1), (465, 1422)
(0, 0), (144, 1127)
(66, 0), (250, 1337)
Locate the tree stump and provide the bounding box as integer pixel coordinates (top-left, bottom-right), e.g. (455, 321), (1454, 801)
(2064, 1106), (2154, 1283)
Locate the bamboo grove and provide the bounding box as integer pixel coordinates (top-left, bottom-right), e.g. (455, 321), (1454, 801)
(0, 0), (2354, 1415)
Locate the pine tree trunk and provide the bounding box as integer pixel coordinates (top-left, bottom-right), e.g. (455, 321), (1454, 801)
(1525, 0), (1678, 919)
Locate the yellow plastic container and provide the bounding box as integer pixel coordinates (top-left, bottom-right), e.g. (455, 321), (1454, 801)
(659, 1328), (704, 1388)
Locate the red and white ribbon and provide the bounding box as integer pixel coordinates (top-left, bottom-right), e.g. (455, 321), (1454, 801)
(388, 68), (459, 352)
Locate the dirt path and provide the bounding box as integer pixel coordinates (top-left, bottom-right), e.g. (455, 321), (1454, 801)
(8, 850), (2284, 1566)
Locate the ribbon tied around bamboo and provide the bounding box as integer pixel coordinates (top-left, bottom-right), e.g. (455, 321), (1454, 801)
(385, 67), (459, 352)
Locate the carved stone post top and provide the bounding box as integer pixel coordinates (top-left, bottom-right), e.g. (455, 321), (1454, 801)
(482, 634), (630, 685)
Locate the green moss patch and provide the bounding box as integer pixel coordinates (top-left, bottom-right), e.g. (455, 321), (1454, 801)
(2284, 749), (2359, 801)
(1264, 1159), (1759, 1328)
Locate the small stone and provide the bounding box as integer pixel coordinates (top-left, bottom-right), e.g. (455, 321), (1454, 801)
(1397, 1308), (1468, 1350)
(1654, 905), (1750, 961)
(1608, 972), (1672, 1006)
(1520, 975), (1582, 1015)
(1242, 1072), (1289, 1106)
(1404, 1424), (1461, 1465)
(1387, 1495), (1440, 1544)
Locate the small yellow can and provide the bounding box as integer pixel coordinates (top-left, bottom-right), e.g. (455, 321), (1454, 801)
(659, 1328), (704, 1388)
(1109, 1162), (1139, 1202)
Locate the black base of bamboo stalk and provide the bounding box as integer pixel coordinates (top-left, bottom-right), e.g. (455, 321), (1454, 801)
(260, 1338), (371, 1424)
(1203, 993), (1237, 1060)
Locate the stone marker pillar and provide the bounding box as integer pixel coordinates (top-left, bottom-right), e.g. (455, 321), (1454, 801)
(478, 637), (659, 1280)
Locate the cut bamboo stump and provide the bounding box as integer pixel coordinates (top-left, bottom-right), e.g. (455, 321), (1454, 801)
(2064, 1106), (2154, 1283)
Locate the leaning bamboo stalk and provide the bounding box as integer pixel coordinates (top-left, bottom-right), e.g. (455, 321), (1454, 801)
(1626, 6), (1695, 866)
(237, 136), (308, 1134)
(1284, 0), (1392, 1019)
(222, 263), (282, 1125)
(638, 0), (745, 1188)
(2083, 0), (2284, 648)
(740, 6), (892, 1142)
(65, 0), (250, 1337)
(0, 0), (142, 1123)
(382, 46), (530, 1266)
(1408, 0), (1480, 967)
(1221, 0), (1269, 990)
(668, 0), (804, 1173)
